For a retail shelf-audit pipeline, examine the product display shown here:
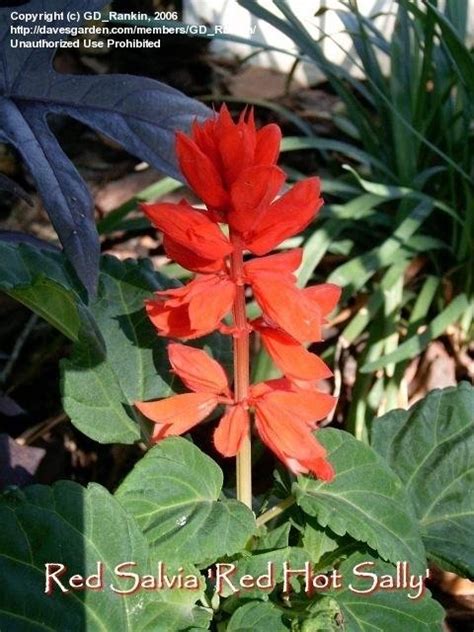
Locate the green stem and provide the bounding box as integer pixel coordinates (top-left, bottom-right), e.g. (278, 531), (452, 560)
(229, 232), (252, 509)
(256, 496), (296, 528)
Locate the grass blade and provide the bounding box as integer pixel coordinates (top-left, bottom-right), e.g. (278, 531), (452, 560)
(360, 293), (469, 373)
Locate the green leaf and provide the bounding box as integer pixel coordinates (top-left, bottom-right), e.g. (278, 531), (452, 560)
(328, 199), (433, 295)
(226, 602), (290, 631)
(372, 383), (474, 577)
(425, 1), (474, 97)
(254, 523), (291, 552)
(9, 276), (81, 341)
(329, 552), (445, 631)
(297, 597), (341, 632)
(218, 547), (307, 599)
(61, 256), (175, 444)
(0, 481), (210, 631)
(299, 220), (343, 287)
(341, 259), (410, 345)
(294, 429), (426, 573)
(360, 293), (469, 372)
(0, 242), (95, 343)
(302, 518), (340, 566)
(344, 166), (462, 223)
(281, 137), (393, 177)
(115, 437), (256, 565)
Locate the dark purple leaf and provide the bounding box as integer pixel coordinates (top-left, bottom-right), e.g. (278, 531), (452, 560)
(0, 0), (211, 294)
(0, 434), (45, 489)
(0, 394), (25, 417)
(0, 230), (60, 251)
(0, 173), (32, 205)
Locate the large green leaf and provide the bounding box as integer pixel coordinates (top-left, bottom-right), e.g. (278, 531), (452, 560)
(226, 602), (290, 631)
(115, 437), (256, 565)
(61, 256), (174, 444)
(218, 547), (307, 599)
(0, 481), (210, 631)
(294, 429), (426, 573)
(0, 242), (97, 344)
(0, 242), (230, 445)
(372, 383), (474, 577)
(330, 552), (444, 631)
(302, 519), (341, 567)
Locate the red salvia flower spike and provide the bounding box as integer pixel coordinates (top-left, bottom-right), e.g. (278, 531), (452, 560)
(140, 105), (340, 485)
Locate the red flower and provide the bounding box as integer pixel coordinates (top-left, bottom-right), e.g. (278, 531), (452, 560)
(135, 345), (225, 440)
(252, 281), (341, 381)
(243, 178), (323, 255)
(252, 318), (333, 382)
(146, 275), (235, 339)
(139, 105), (340, 485)
(141, 199), (231, 273)
(175, 105), (323, 251)
(136, 344), (249, 453)
(214, 404), (250, 457)
(250, 379), (336, 480)
(243, 250), (322, 343)
(177, 105), (281, 204)
(135, 345), (334, 479)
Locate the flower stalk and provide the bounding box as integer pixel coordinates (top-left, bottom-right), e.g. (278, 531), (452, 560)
(230, 232), (252, 508)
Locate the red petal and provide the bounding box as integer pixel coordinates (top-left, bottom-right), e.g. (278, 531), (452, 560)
(245, 178), (322, 255)
(250, 275), (321, 342)
(244, 249), (302, 278)
(259, 389), (336, 428)
(187, 276), (236, 331)
(163, 235), (225, 273)
(176, 132), (228, 208)
(250, 378), (293, 400)
(304, 283), (341, 317)
(146, 275), (235, 339)
(135, 392), (218, 440)
(192, 119), (219, 164)
(146, 297), (193, 338)
(229, 165), (285, 232)
(141, 201), (231, 260)
(218, 121), (256, 186)
(215, 103), (234, 133)
(254, 396), (334, 481)
(254, 124), (281, 166)
(214, 405), (249, 457)
(168, 343), (230, 395)
(255, 321), (333, 381)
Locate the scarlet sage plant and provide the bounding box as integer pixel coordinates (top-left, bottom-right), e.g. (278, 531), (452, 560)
(135, 105), (340, 507)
